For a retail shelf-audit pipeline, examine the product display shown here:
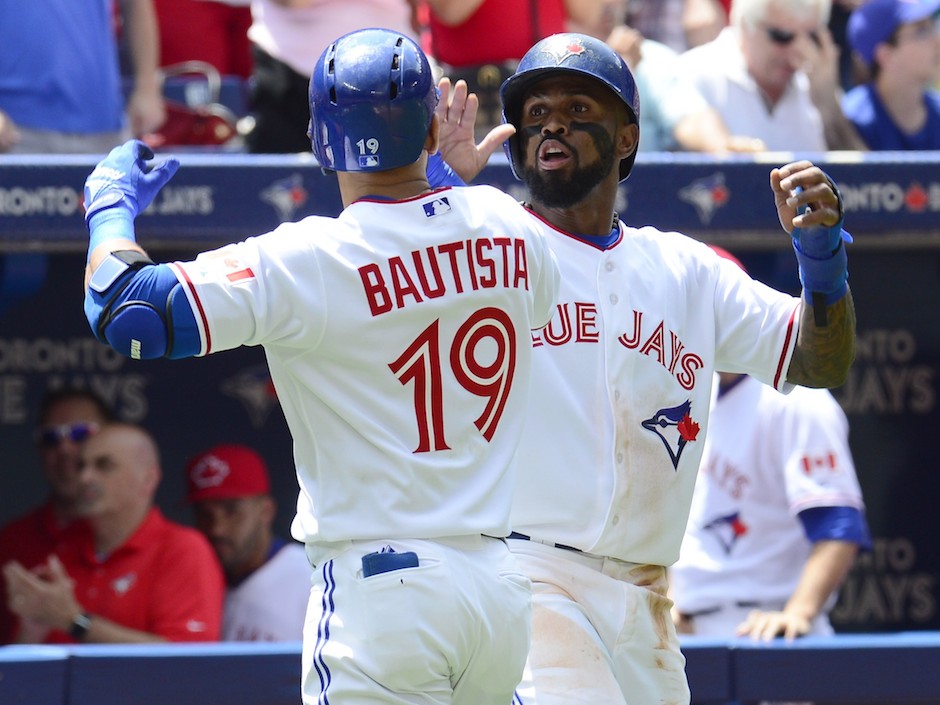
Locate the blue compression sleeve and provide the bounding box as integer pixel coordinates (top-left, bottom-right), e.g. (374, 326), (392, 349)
(798, 506), (872, 550)
(87, 206), (136, 261)
(791, 183), (853, 305)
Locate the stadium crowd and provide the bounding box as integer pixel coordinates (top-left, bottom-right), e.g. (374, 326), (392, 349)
(2, 0), (938, 155)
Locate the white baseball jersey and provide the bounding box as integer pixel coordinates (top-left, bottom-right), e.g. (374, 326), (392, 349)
(670, 374), (865, 614)
(222, 541), (311, 642)
(510, 219), (801, 566)
(170, 185), (559, 545)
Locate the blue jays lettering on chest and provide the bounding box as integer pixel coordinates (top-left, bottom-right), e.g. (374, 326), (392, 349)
(534, 302), (704, 391)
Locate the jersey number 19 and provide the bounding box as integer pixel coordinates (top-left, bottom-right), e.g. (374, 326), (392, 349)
(389, 307), (516, 452)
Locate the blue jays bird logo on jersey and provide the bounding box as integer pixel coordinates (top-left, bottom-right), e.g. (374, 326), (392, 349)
(702, 512), (748, 554)
(678, 172), (729, 224)
(641, 400), (700, 470)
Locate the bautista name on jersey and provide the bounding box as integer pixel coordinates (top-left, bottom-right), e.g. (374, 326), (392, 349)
(359, 234), (533, 316)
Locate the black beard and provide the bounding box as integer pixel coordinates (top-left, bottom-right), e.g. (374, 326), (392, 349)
(522, 124), (616, 208)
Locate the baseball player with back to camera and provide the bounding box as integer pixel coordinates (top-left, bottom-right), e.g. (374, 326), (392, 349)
(433, 33), (857, 705)
(79, 28), (560, 705)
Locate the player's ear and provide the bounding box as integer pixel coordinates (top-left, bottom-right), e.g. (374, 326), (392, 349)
(425, 114), (441, 155)
(616, 120), (638, 163)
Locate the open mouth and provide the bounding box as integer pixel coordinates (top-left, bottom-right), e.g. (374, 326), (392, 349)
(538, 138), (572, 170)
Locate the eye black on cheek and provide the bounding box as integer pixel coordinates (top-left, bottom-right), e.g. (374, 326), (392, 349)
(521, 125), (541, 140)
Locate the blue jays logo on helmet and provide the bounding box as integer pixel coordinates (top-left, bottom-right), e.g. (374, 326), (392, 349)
(499, 33), (641, 182)
(308, 28), (438, 172)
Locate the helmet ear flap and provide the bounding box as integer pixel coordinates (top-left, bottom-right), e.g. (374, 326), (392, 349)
(499, 33), (641, 182)
(308, 29), (437, 172)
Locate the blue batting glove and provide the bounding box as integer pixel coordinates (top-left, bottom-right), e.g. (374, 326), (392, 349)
(83, 139), (180, 225)
(790, 184), (853, 305)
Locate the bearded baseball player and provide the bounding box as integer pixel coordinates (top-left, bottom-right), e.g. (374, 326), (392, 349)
(80, 28), (560, 705)
(435, 33), (856, 705)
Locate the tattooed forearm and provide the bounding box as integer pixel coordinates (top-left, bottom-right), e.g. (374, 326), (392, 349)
(786, 289), (856, 388)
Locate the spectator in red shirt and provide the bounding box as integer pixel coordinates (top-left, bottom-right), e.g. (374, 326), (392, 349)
(3, 422), (224, 643)
(0, 387), (113, 644)
(424, 0), (596, 140)
(152, 0), (253, 78)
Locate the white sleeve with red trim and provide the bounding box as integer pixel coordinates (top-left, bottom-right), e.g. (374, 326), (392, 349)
(168, 219), (329, 356)
(708, 243), (801, 392)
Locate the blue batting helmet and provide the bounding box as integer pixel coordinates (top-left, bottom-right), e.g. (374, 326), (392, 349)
(500, 33), (641, 182)
(308, 28), (438, 172)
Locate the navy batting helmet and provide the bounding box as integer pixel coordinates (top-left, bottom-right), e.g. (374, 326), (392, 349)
(309, 28), (438, 172)
(500, 33), (641, 182)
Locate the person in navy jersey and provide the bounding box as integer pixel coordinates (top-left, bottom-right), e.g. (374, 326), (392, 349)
(842, 0), (940, 150)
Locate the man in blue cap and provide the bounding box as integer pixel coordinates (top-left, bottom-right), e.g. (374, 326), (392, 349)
(843, 0), (940, 149)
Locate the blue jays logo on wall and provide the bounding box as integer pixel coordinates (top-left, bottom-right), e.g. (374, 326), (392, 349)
(538, 35), (586, 64)
(221, 364), (280, 428)
(679, 172), (729, 224)
(260, 174), (309, 222)
(641, 400), (699, 469)
(703, 512), (748, 554)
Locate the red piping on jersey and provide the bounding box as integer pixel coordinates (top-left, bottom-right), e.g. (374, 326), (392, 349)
(354, 186), (453, 205)
(170, 263), (213, 355)
(773, 304), (800, 389)
(524, 207), (624, 251)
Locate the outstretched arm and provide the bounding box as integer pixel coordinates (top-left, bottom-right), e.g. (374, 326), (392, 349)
(772, 161), (856, 388)
(82, 140), (201, 360)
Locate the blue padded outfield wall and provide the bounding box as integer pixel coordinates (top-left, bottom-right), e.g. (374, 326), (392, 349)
(1, 152), (938, 637)
(3, 635), (940, 704)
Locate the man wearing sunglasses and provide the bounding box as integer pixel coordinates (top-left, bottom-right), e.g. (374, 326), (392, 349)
(0, 387), (112, 644)
(3, 422), (224, 644)
(843, 0), (940, 149)
(677, 0), (867, 150)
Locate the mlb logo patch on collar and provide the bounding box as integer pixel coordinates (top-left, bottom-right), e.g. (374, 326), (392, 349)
(423, 197), (451, 218)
